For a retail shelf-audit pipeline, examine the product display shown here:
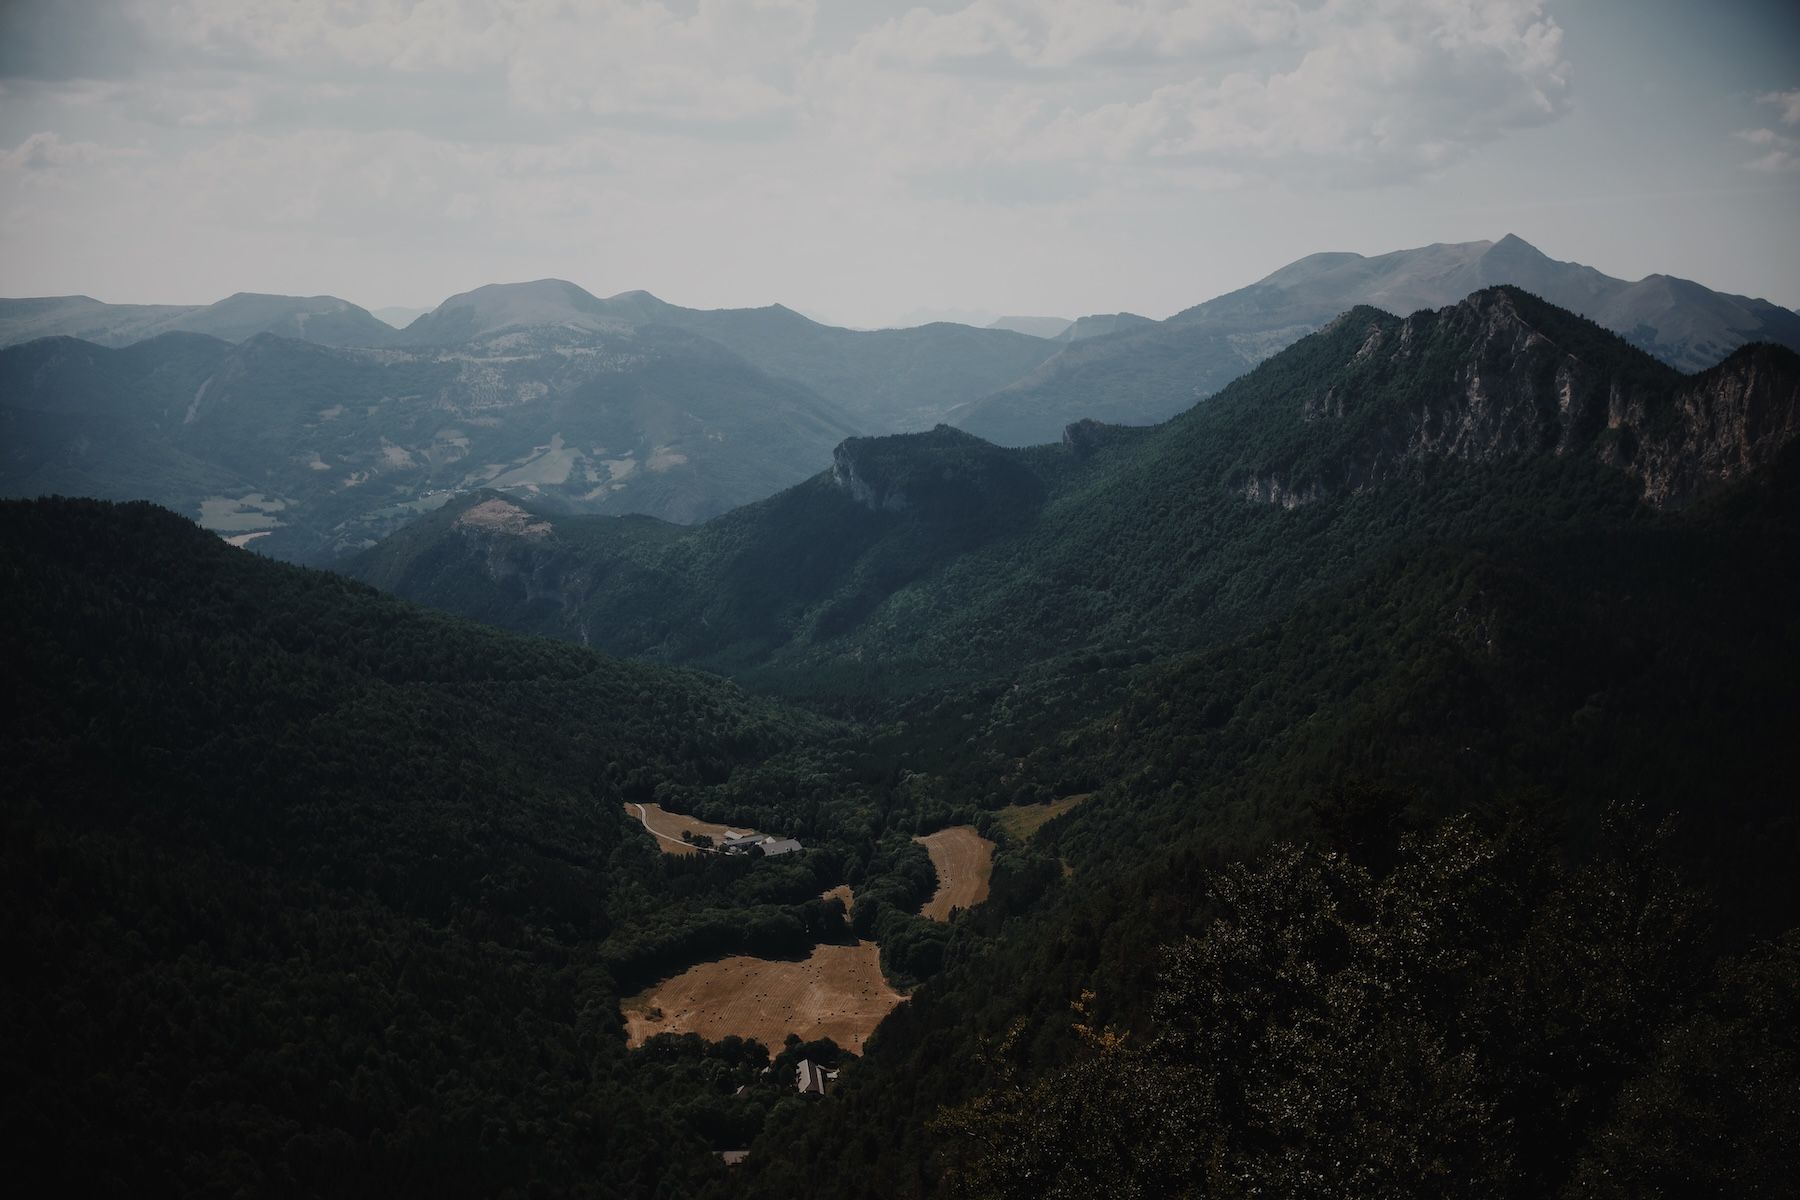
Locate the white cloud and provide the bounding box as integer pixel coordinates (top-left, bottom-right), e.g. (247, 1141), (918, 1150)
(852, 0), (1303, 70)
(1735, 89), (1800, 173)
(1759, 88), (1800, 126)
(818, 0), (1568, 187)
(147, 0), (817, 127)
(1735, 129), (1800, 174)
(0, 130), (142, 170)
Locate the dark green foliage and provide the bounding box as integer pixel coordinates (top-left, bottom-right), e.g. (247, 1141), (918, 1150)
(12, 282), (1800, 1197)
(718, 439), (1800, 1199)
(926, 815), (1750, 1199)
(0, 497), (865, 1197)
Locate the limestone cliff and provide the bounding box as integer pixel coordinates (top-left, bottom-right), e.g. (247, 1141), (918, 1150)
(1241, 288), (1800, 510)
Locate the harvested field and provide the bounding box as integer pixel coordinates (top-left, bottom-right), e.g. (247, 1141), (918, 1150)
(624, 802), (756, 856)
(914, 826), (995, 921)
(822, 884), (854, 917)
(621, 942), (902, 1053)
(995, 793), (1091, 842)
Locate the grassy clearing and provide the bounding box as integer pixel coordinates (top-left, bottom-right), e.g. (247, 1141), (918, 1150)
(995, 793), (1091, 842)
(621, 942), (902, 1053)
(913, 826), (995, 921)
(624, 802), (758, 856)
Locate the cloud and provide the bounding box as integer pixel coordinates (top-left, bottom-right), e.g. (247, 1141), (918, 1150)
(852, 0), (1303, 71)
(1759, 88), (1800, 126)
(820, 0), (1568, 187)
(1735, 89), (1800, 173)
(1735, 129), (1800, 174)
(0, 131), (143, 170)
(138, 0), (817, 129)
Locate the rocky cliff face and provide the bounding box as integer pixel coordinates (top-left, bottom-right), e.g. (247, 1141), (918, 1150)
(1244, 289), (1800, 510)
(831, 440), (912, 513)
(440, 497), (597, 636)
(829, 424), (1044, 519)
(1604, 344), (1800, 507)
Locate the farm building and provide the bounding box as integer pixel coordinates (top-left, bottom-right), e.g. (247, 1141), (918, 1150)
(722, 833), (804, 857)
(796, 1059), (839, 1097)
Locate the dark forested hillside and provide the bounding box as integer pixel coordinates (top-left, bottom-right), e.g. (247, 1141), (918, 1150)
(0, 497), (894, 1197)
(721, 436), (1800, 1200)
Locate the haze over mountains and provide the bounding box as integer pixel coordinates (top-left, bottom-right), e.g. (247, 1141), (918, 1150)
(4, 236), (1796, 567)
(0, 292), (401, 349)
(950, 234), (1800, 445)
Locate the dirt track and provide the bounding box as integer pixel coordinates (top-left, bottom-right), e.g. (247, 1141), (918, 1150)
(624, 802), (755, 856)
(914, 826), (995, 921)
(621, 942), (902, 1053)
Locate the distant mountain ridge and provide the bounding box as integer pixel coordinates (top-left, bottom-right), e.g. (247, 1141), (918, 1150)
(986, 315), (1073, 339)
(949, 235), (1800, 446)
(10, 238), (1794, 569)
(395, 279), (1059, 431)
(0, 292), (401, 349)
(353, 287), (1800, 685)
(0, 319), (861, 561)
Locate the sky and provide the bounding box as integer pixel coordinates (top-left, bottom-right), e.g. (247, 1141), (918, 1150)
(1, 0), (1796, 328)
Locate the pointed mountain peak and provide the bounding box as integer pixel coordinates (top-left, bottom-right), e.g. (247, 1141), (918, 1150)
(1487, 233), (1548, 259)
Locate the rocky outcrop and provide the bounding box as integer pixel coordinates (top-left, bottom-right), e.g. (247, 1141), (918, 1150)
(831, 440), (912, 513)
(1241, 289), (1800, 510)
(830, 425), (1045, 519)
(1061, 418), (1139, 460)
(1603, 344), (1800, 507)
(440, 497), (596, 634)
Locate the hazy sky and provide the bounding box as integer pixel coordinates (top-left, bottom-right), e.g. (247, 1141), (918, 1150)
(2, 0), (1796, 327)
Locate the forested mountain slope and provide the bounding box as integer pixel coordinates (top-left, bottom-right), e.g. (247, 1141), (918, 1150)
(725, 430), (1800, 1199)
(354, 288), (1800, 697)
(0, 497), (891, 1197)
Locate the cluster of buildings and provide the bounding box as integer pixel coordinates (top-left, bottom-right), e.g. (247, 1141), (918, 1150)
(720, 832), (803, 857)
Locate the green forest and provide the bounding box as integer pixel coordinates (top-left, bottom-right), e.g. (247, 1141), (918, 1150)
(6, 288), (1799, 1196)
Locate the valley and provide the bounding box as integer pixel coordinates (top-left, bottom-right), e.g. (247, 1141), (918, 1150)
(10, 0), (1799, 1189)
(7, 275), (1798, 1200)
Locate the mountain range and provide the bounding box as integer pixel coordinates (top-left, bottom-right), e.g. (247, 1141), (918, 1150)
(4, 236), (1796, 569)
(351, 286), (1800, 686)
(9, 275), (1799, 1196)
(0, 291), (402, 349)
(950, 234), (1800, 446)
